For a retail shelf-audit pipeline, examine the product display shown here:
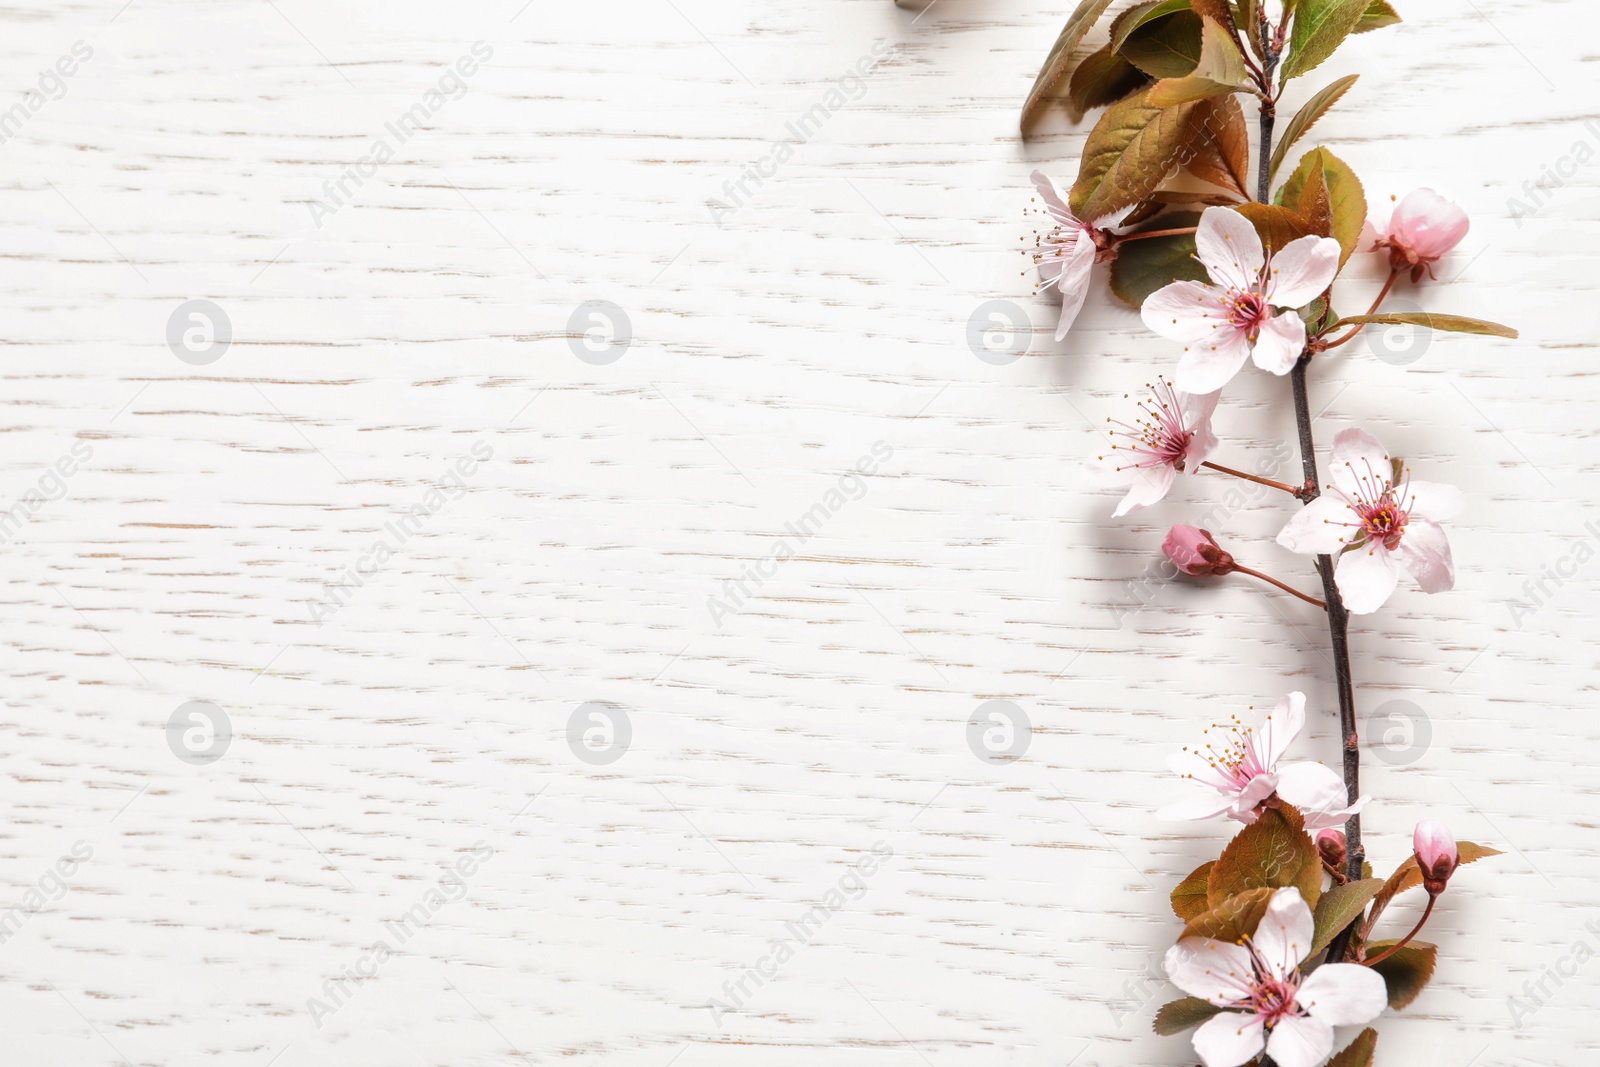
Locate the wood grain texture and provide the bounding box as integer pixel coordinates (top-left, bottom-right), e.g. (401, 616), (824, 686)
(0, 0), (1594, 1064)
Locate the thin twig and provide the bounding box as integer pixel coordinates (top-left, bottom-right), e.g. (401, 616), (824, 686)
(1233, 565), (1327, 609)
(1201, 460), (1300, 496)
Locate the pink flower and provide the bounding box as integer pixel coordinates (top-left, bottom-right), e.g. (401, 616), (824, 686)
(1142, 207), (1341, 394)
(1028, 171), (1117, 339)
(1093, 378), (1219, 515)
(1160, 692), (1368, 831)
(1413, 819), (1460, 895)
(1163, 525), (1235, 577)
(1366, 188), (1469, 280)
(1166, 887), (1388, 1067)
(1275, 429), (1463, 614)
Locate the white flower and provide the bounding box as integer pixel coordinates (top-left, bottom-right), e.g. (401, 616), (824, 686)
(1028, 170), (1116, 339)
(1276, 428), (1463, 614)
(1166, 887), (1389, 1067)
(1160, 692), (1367, 832)
(1142, 206), (1341, 394)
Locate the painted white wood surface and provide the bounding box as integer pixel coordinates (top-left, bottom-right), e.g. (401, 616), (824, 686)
(0, 0), (1594, 1064)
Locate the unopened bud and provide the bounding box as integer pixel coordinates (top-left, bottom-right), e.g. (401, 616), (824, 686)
(1163, 526), (1236, 577)
(1413, 819), (1460, 896)
(1316, 828), (1346, 871)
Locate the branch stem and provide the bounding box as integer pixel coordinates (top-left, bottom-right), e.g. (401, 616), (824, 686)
(1319, 269), (1402, 349)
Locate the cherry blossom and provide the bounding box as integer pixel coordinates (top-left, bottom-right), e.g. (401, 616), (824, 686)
(1365, 188), (1469, 280)
(1276, 428), (1463, 614)
(1166, 887), (1388, 1067)
(1160, 692), (1368, 831)
(1093, 378), (1219, 516)
(1142, 207), (1341, 394)
(1028, 170), (1118, 339)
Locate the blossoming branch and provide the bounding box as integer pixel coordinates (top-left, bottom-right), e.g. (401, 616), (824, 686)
(1018, 2), (1517, 1065)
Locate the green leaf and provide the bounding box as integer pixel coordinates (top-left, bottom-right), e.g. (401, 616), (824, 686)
(1329, 1028), (1379, 1067)
(1109, 210), (1208, 307)
(1332, 313), (1518, 339)
(1279, 146), (1366, 264)
(1154, 997), (1224, 1036)
(1022, 0), (1119, 133)
(1309, 877), (1382, 958)
(1182, 94), (1252, 198)
(1181, 886), (1276, 942)
(1368, 939), (1438, 1009)
(1237, 0), (1263, 57)
(1119, 8), (1206, 78)
(1148, 17), (1254, 105)
(1110, 0), (1195, 51)
(1070, 88), (1202, 221)
(1207, 804), (1321, 909)
(1172, 860), (1216, 921)
(1352, 0), (1401, 32)
(1067, 47), (1150, 119)
(1281, 0), (1370, 81)
(1234, 202), (1316, 253)
(1269, 73), (1359, 179)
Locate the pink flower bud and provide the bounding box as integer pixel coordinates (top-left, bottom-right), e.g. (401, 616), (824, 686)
(1163, 526), (1235, 577)
(1372, 189), (1469, 280)
(1316, 828), (1346, 870)
(1413, 819), (1460, 895)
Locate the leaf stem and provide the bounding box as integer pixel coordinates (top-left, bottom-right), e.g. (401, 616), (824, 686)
(1363, 895), (1436, 966)
(1232, 564), (1326, 608)
(1200, 460), (1300, 496)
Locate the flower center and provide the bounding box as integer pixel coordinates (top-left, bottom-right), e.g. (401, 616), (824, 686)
(1104, 378), (1194, 473)
(1181, 711), (1270, 792)
(1244, 938), (1309, 1027)
(1358, 493), (1409, 549)
(1225, 288), (1270, 338)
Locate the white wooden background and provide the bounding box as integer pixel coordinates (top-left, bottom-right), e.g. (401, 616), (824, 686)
(0, 0), (1594, 1064)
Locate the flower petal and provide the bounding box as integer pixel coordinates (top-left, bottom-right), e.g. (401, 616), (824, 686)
(1397, 517), (1455, 593)
(1250, 887), (1315, 982)
(1030, 170), (1071, 218)
(1335, 542), (1402, 614)
(1142, 280), (1232, 343)
(1264, 1014), (1334, 1067)
(1264, 235), (1341, 308)
(1328, 428), (1391, 501)
(1112, 462), (1178, 516)
(1276, 495), (1359, 556)
(1053, 237), (1097, 340)
(1251, 311), (1306, 376)
(1295, 961), (1389, 1026)
(1258, 691), (1306, 769)
(1192, 1011), (1266, 1067)
(1275, 760), (1367, 831)
(1159, 791), (1240, 821)
(1195, 206), (1265, 292)
(1166, 938), (1257, 1006)
(1176, 328), (1254, 395)
(1403, 479), (1463, 522)
(1390, 187), (1469, 261)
